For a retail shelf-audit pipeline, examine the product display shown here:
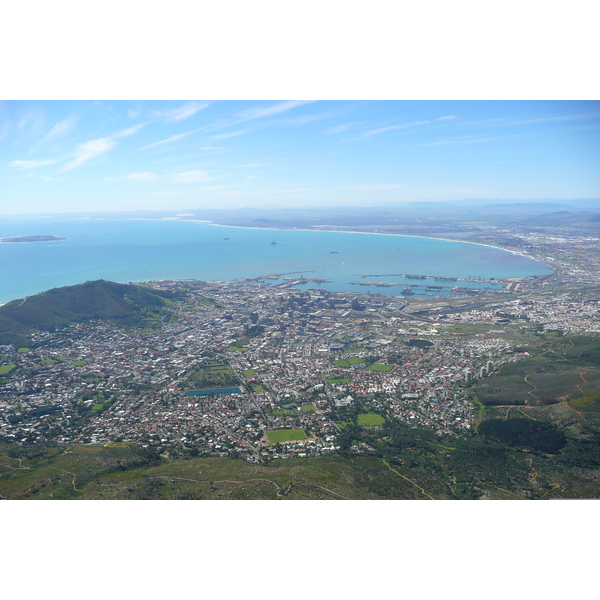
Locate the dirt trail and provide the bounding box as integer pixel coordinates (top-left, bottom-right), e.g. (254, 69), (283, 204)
(1, 457), (32, 471)
(524, 374), (540, 402)
(304, 482), (348, 499)
(522, 457), (539, 483)
(49, 467), (79, 491)
(541, 483), (561, 498)
(560, 401), (586, 421)
(576, 372), (589, 394)
(382, 459), (434, 500)
(517, 407), (538, 421)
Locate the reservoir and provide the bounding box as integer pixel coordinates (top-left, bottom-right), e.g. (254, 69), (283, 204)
(0, 217), (552, 304)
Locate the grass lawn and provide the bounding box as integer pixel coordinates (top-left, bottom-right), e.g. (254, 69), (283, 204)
(41, 358), (56, 366)
(332, 359), (350, 368)
(0, 364), (15, 375)
(301, 404), (317, 412)
(347, 357), (364, 365)
(17, 348), (30, 353)
(367, 363), (394, 372)
(91, 404), (104, 411)
(252, 385), (267, 393)
(227, 346), (246, 352)
(266, 429), (307, 445)
(329, 377), (351, 384)
(243, 370), (257, 377)
(358, 413), (385, 427)
(72, 360), (86, 366)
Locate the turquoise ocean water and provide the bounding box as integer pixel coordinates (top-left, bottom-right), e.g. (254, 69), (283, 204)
(0, 217), (552, 304)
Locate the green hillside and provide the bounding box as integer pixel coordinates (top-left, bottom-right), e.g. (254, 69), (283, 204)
(0, 280), (177, 346)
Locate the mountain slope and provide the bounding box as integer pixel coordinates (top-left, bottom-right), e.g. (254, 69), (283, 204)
(0, 280), (175, 346)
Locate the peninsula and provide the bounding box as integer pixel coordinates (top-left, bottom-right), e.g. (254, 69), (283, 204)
(0, 235), (66, 243)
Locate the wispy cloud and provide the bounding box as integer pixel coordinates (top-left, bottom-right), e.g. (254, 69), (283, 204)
(423, 133), (520, 146)
(152, 102), (210, 122)
(437, 115), (457, 121)
(62, 123), (146, 171)
(171, 170), (212, 183)
(212, 129), (252, 140)
(42, 116), (78, 143)
(18, 110), (42, 132)
(105, 172), (158, 182)
(105, 169), (215, 184)
(235, 101), (312, 122)
(204, 101), (314, 136)
(63, 138), (116, 171)
(279, 113), (330, 127)
(112, 123), (146, 138)
(137, 131), (196, 152)
(25, 173), (60, 181)
(508, 112), (600, 126)
(461, 112), (600, 130)
(10, 158), (57, 170)
(151, 184), (237, 196)
(127, 107), (142, 119)
(0, 120), (9, 143)
(15, 109), (45, 143)
(326, 123), (354, 134)
(363, 120), (430, 137)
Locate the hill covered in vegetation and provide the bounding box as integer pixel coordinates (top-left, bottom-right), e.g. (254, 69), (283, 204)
(0, 280), (178, 347)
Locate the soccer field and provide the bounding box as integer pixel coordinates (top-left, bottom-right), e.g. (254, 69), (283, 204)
(266, 429), (307, 445)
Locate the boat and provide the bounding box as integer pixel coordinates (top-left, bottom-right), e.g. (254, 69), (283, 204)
(330, 251), (338, 254)
(223, 237), (230, 240)
(270, 239), (276, 245)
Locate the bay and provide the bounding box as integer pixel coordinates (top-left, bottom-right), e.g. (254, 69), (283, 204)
(0, 217), (552, 304)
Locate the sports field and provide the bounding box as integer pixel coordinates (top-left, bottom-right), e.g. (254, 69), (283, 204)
(333, 356), (364, 368)
(266, 429), (307, 445)
(358, 413), (385, 427)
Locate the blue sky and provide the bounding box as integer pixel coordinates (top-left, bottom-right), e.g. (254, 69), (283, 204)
(1, 100), (599, 214)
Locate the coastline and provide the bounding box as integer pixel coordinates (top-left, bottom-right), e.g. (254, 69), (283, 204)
(0, 213), (554, 269)
(0, 217), (553, 303)
(202, 220), (551, 267)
